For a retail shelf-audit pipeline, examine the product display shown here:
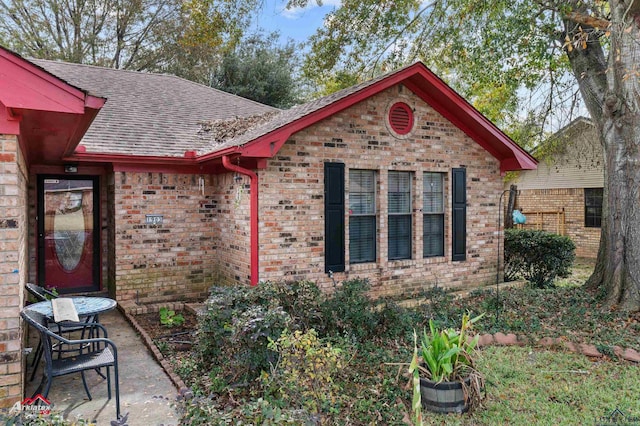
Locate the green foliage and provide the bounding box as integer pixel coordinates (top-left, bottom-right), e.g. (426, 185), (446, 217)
(410, 313), (485, 421)
(211, 32), (303, 108)
(320, 278), (379, 341)
(1, 412), (92, 425)
(504, 229), (576, 288)
(419, 286), (467, 329)
(419, 313), (483, 383)
(172, 268), (640, 424)
(264, 329), (343, 415)
(198, 285), (291, 383)
(268, 280), (324, 331)
(159, 307), (185, 328)
(297, 0), (577, 130)
(176, 395), (312, 425)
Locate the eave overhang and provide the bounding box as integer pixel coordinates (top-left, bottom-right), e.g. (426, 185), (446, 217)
(0, 46), (105, 166)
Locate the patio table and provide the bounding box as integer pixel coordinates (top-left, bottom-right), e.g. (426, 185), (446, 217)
(24, 296), (117, 322)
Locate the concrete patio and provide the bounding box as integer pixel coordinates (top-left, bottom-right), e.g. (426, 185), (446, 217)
(24, 309), (180, 425)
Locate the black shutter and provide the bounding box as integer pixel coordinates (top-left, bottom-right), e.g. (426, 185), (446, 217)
(452, 168), (466, 261)
(324, 162), (345, 272)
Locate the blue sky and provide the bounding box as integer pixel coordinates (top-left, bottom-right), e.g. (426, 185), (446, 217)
(251, 0), (341, 44)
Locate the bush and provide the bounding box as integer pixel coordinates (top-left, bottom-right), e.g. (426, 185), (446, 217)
(504, 229), (576, 288)
(197, 285), (291, 385)
(264, 329), (343, 415)
(320, 278), (379, 341)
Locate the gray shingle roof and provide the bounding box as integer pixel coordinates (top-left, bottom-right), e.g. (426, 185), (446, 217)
(207, 67), (404, 151)
(32, 59), (278, 158)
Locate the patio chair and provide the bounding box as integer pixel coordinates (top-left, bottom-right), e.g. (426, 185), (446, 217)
(25, 283), (58, 301)
(25, 283), (94, 381)
(21, 309), (121, 420)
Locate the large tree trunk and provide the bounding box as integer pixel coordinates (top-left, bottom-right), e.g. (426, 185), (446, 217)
(568, 1), (640, 311)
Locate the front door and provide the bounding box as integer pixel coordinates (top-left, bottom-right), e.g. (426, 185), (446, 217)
(37, 176), (100, 293)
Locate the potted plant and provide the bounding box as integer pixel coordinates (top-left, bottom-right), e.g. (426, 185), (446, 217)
(409, 312), (484, 421)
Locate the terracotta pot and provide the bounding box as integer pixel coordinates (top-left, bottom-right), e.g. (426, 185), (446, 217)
(419, 376), (471, 414)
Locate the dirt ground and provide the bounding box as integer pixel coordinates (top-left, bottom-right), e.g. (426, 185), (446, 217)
(134, 310), (198, 352)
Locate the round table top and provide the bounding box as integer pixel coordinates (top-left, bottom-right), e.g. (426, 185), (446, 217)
(25, 296), (117, 319)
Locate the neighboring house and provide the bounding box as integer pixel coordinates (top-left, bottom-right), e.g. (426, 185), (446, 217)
(0, 46), (536, 408)
(508, 117), (603, 258)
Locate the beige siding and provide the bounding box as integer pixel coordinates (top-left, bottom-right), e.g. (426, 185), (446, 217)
(512, 122), (603, 190)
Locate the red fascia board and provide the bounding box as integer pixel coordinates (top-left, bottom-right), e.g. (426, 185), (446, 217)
(66, 152), (208, 174)
(66, 152), (199, 166)
(63, 107), (102, 157)
(205, 62), (536, 172)
(0, 48), (102, 113)
(403, 74), (536, 171)
(0, 101), (20, 134)
(239, 69), (422, 158)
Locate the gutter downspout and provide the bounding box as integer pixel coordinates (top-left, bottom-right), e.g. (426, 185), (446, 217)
(222, 155), (259, 286)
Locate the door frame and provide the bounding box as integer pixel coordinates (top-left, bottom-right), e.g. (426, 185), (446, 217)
(37, 174), (101, 293)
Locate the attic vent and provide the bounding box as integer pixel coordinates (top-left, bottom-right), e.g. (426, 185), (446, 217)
(388, 102), (413, 135)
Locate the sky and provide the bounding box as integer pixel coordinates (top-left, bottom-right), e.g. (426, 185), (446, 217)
(251, 0), (341, 44)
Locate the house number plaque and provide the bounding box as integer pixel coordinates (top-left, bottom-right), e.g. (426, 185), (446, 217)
(145, 214), (163, 225)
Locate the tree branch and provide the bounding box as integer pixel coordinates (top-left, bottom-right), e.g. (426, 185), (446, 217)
(565, 11), (611, 29)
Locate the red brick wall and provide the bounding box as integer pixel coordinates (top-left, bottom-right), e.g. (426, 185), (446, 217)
(255, 85), (503, 297)
(112, 172), (217, 303)
(515, 188), (600, 258)
(209, 173), (252, 285)
(0, 134), (26, 409)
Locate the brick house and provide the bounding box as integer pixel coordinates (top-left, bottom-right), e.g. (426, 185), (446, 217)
(508, 117), (603, 258)
(0, 46), (536, 408)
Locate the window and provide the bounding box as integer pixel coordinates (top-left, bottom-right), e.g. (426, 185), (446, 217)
(388, 171), (412, 260)
(423, 173), (444, 257)
(585, 188), (603, 228)
(349, 170), (376, 263)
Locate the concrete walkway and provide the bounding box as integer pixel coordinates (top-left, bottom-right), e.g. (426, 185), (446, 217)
(25, 309), (179, 425)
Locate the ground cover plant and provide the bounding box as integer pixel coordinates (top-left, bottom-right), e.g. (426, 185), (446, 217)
(135, 264), (639, 425)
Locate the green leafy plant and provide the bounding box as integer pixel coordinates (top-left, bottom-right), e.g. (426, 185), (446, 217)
(159, 307), (185, 328)
(504, 229), (576, 288)
(410, 312), (485, 422)
(420, 312), (483, 382)
(264, 328), (343, 415)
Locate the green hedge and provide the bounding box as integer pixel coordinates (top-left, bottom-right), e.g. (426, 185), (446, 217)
(504, 229), (576, 288)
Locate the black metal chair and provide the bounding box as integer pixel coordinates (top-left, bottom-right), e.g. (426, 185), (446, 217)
(25, 283), (58, 301)
(25, 283), (94, 381)
(21, 309), (121, 420)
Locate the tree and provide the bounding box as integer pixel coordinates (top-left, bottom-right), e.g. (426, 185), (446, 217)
(294, 0), (640, 311)
(211, 32), (302, 108)
(0, 0), (257, 72)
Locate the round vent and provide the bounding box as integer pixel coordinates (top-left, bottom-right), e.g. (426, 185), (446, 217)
(388, 102), (414, 135)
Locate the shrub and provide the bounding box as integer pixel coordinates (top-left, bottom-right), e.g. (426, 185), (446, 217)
(264, 329), (343, 415)
(268, 280), (324, 331)
(197, 285), (291, 384)
(504, 229), (576, 288)
(320, 278), (379, 341)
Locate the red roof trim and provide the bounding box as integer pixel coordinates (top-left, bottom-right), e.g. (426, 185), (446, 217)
(219, 62), (537, 172)
(0, 46), (105, 114)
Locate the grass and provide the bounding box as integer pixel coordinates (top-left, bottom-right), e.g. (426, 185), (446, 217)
(418, 258), (639, 350)
(439, 346), (640, 426)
